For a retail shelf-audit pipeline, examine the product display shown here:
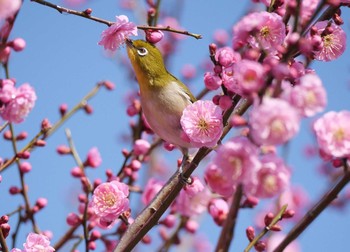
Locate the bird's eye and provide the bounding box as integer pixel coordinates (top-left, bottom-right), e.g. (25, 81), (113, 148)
(137, 47), (148, 56)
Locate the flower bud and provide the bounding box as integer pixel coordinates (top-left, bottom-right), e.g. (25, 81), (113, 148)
(146, 30), (164, 44)
(10, 38), (26, 52)
(20, 162), (32, 173)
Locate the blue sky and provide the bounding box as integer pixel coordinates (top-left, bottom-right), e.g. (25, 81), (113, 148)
(1, 0), (350, 251)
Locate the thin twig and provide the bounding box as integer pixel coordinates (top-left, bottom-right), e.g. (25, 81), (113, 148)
(64, 129), (90, 252)
(31, 0), (202, 39)
(215, 184), (243, 252)
(245, 204), (288, 252)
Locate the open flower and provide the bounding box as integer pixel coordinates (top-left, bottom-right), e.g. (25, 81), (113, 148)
(181, 100), (223, 148)
(233, 11), (286, 53)
(0, 81), (37, 123)
(98, 15), (137, 51)
(310, 21), (346, 61)
(249, 98), (300, 146)
(90, 180), (129, 228)
(11, 232), (55, 252)
(313, 110), (350, 158)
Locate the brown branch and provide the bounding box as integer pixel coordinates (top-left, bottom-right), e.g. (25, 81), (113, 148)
(53, 225), (80, 250)
(0, 228), (9, 252)
(273, 167), (350, 252)
(215, 184), (243, 252)
(31, 0), (202, 39)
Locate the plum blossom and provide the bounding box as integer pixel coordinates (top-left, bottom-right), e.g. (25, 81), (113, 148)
(208, 198), (229, 226)
(11, 232), (55, 252)
(98, 15), (137, 51)
(215, 47), (240, 67)
(249, 98), (300, 146)
(248, 154), (291, 198)
(233, 11), (286, 53)
(133, 139), (151, 156)
(173, 177), (211, 217)
(283, 73), (327, 117)
(231, 59), (265, 96)
(203, 72), (222, 90)
(85, 147), (102, 168)
(0, 80), (37, 123)
(0, 0), (21, 20)
(204, 163), (235, 198)
(181, 100), (223, 148)
(213, 137), (260, 191)
(90, 180), (129, 228)
(313, 111), (350, 158)
(310, 21), (346, 61)
(141, 178), (164, 205)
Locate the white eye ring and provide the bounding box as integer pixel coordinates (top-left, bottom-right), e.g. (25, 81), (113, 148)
(137, 47), (148, 56)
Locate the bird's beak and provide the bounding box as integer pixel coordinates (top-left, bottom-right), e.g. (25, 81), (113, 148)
(125, 38), (134, 48)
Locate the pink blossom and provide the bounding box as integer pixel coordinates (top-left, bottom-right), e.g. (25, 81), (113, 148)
(181, 64), (197, 79)
(204, 163), (235, 197)
(85, 147), (102, 168)
(181, 100), (223, 148)
(145, 29), (164, 44)
(283, 74), (327, 117)
(0, 82), (37, 123)
(90, 180), (129, 228)
(233, 11), (286, 53)
(0, 0), (21, 19)
(310, 21), (346, 61)
(213, 29), (229, 45)
(203, 72), (222, 90)
(141, 178), (164, 205)
(221, 66), (236, 91)
(208, 198), (229, 226)
(313, 111), (350, 158)
(12, 232), (55, 252)
(66, 212), (81, 226)
(249, 98), (300, 146)
(133, 139), (151, 156)
(98, 15), (137, 51)
(231, 59), (265, 96)
(10, 38), (26, 52)
(184, 177), (205, 197)
(0, 79), (17, 103)
(212, 136), (261, 192)
(249, 154), (290, 198)
(173, 179), (211, 217)
(215, 47), (240, 67)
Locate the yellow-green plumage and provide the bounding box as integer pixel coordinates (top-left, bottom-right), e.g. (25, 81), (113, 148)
(126, 39), (196, 154)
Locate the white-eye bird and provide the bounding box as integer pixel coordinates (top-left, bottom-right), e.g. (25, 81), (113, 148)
(126, 39), (196, 172)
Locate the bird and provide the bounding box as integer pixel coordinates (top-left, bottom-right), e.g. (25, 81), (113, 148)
(125, 39), (196, 173)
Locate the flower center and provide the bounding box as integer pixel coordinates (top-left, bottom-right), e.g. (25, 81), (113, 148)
(333, 128), (345, 142)
(305, 90), (316, 105)
(271, 119), (284, 135)
(264, 175), (277, 193)
(228, 157), (242, 179)
(103, 193), (117, 207)
(260, 26), (270, 38)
